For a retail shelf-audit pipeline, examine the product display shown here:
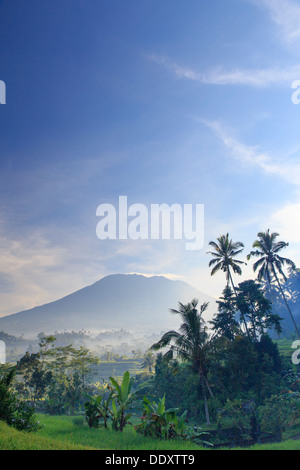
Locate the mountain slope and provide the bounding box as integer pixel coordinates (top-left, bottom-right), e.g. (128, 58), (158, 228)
(0, 274), (216, 338)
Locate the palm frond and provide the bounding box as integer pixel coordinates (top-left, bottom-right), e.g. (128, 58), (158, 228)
(150, 330), (181, 351)
(210, 262), (223, 276)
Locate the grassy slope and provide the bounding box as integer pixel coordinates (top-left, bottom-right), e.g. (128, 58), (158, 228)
(1, 415), (300, 450)
(36, 415), (203, 450)
(231, 440), (300, 450)
(0, 420), (94, 450)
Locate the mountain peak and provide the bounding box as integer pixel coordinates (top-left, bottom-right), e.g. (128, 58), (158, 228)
(0, 274), (216, 338)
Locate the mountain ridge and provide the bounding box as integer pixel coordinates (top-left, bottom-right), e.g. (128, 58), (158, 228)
(0, 274), (216, 338)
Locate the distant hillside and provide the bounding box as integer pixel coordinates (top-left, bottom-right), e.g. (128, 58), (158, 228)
(267, 271), (300, 338)
(0, 274), (216, 338)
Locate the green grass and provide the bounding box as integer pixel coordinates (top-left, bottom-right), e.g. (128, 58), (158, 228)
(0, 420), (92, 450)
(36, 415), (203, 450)
(231, 440), (300, 450)
(1, 414), (300, 450)
(275, 338), (295, 361)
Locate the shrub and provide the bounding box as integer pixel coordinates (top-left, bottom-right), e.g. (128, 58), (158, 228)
(258, 395), (296, 439)
(84, 371), (137, 432)
(216, 399), (252, 440)
(0, 366), (41, 432)
(135, 395), (187, 440)
(135, 395), (211, 446)
(84, 392), (113, 428)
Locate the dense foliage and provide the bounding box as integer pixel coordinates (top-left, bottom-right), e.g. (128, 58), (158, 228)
(16, 336), (99, 415)
(0, 366), (40, 432)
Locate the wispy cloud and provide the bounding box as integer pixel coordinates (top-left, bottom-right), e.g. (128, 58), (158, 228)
(269, 202), (300, 245)
(0, 227), (109, 317)
(146, 53), (300, 87)
(127, 272), (184, 280)
(252, 0), (300, 43)
(203, 119), (300, 185)
(0, 232), (67, 315)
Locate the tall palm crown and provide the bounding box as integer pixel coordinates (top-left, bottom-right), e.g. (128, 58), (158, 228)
(151, 300), (210, 372)
(247, 229), (296, 282)
(151, 300), (212, 424)
(207, 233), (246, 285)
(247, 229), (299, 339)
(207, 233), (249, 336)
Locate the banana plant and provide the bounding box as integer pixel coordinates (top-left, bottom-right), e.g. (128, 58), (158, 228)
(84, 389), (113, 428)
(109, 371), (137, 432)
(135, 395), (188, 439)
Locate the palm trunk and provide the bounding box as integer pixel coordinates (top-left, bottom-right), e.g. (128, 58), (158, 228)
(272, 267), (300, 340)
(250, 300), (259, 342)
(228, 269), (250, 338)
(199, 368), (210, 425)
(204, 375), (214, 398)
(250, 315), (257, 342)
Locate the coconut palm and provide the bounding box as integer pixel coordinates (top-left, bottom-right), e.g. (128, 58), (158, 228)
(207, 233), (249, 336)
(141, 350), (156, 374)
(247, 229), (299, 339)
(150, 299), (213, 425)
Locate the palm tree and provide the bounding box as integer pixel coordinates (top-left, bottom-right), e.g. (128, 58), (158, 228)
(247, 229), (299, 339)
(150, 300), (213, 425)
(207, 233), (249, 336)
(141, 350), (156, 374)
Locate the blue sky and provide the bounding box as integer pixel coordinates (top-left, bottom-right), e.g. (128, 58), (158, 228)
(1, 0), (300, 316)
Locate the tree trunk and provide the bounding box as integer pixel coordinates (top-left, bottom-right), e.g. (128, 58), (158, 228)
(228, 269), (250, 338)
(250, 299), (260, 342)
(199, 369), (210, 425)
(272, 268), (300, 340)
(204, 375), (214, 398)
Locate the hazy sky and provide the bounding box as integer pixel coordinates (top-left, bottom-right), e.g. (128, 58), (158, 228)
(1, 0), (300, 316)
